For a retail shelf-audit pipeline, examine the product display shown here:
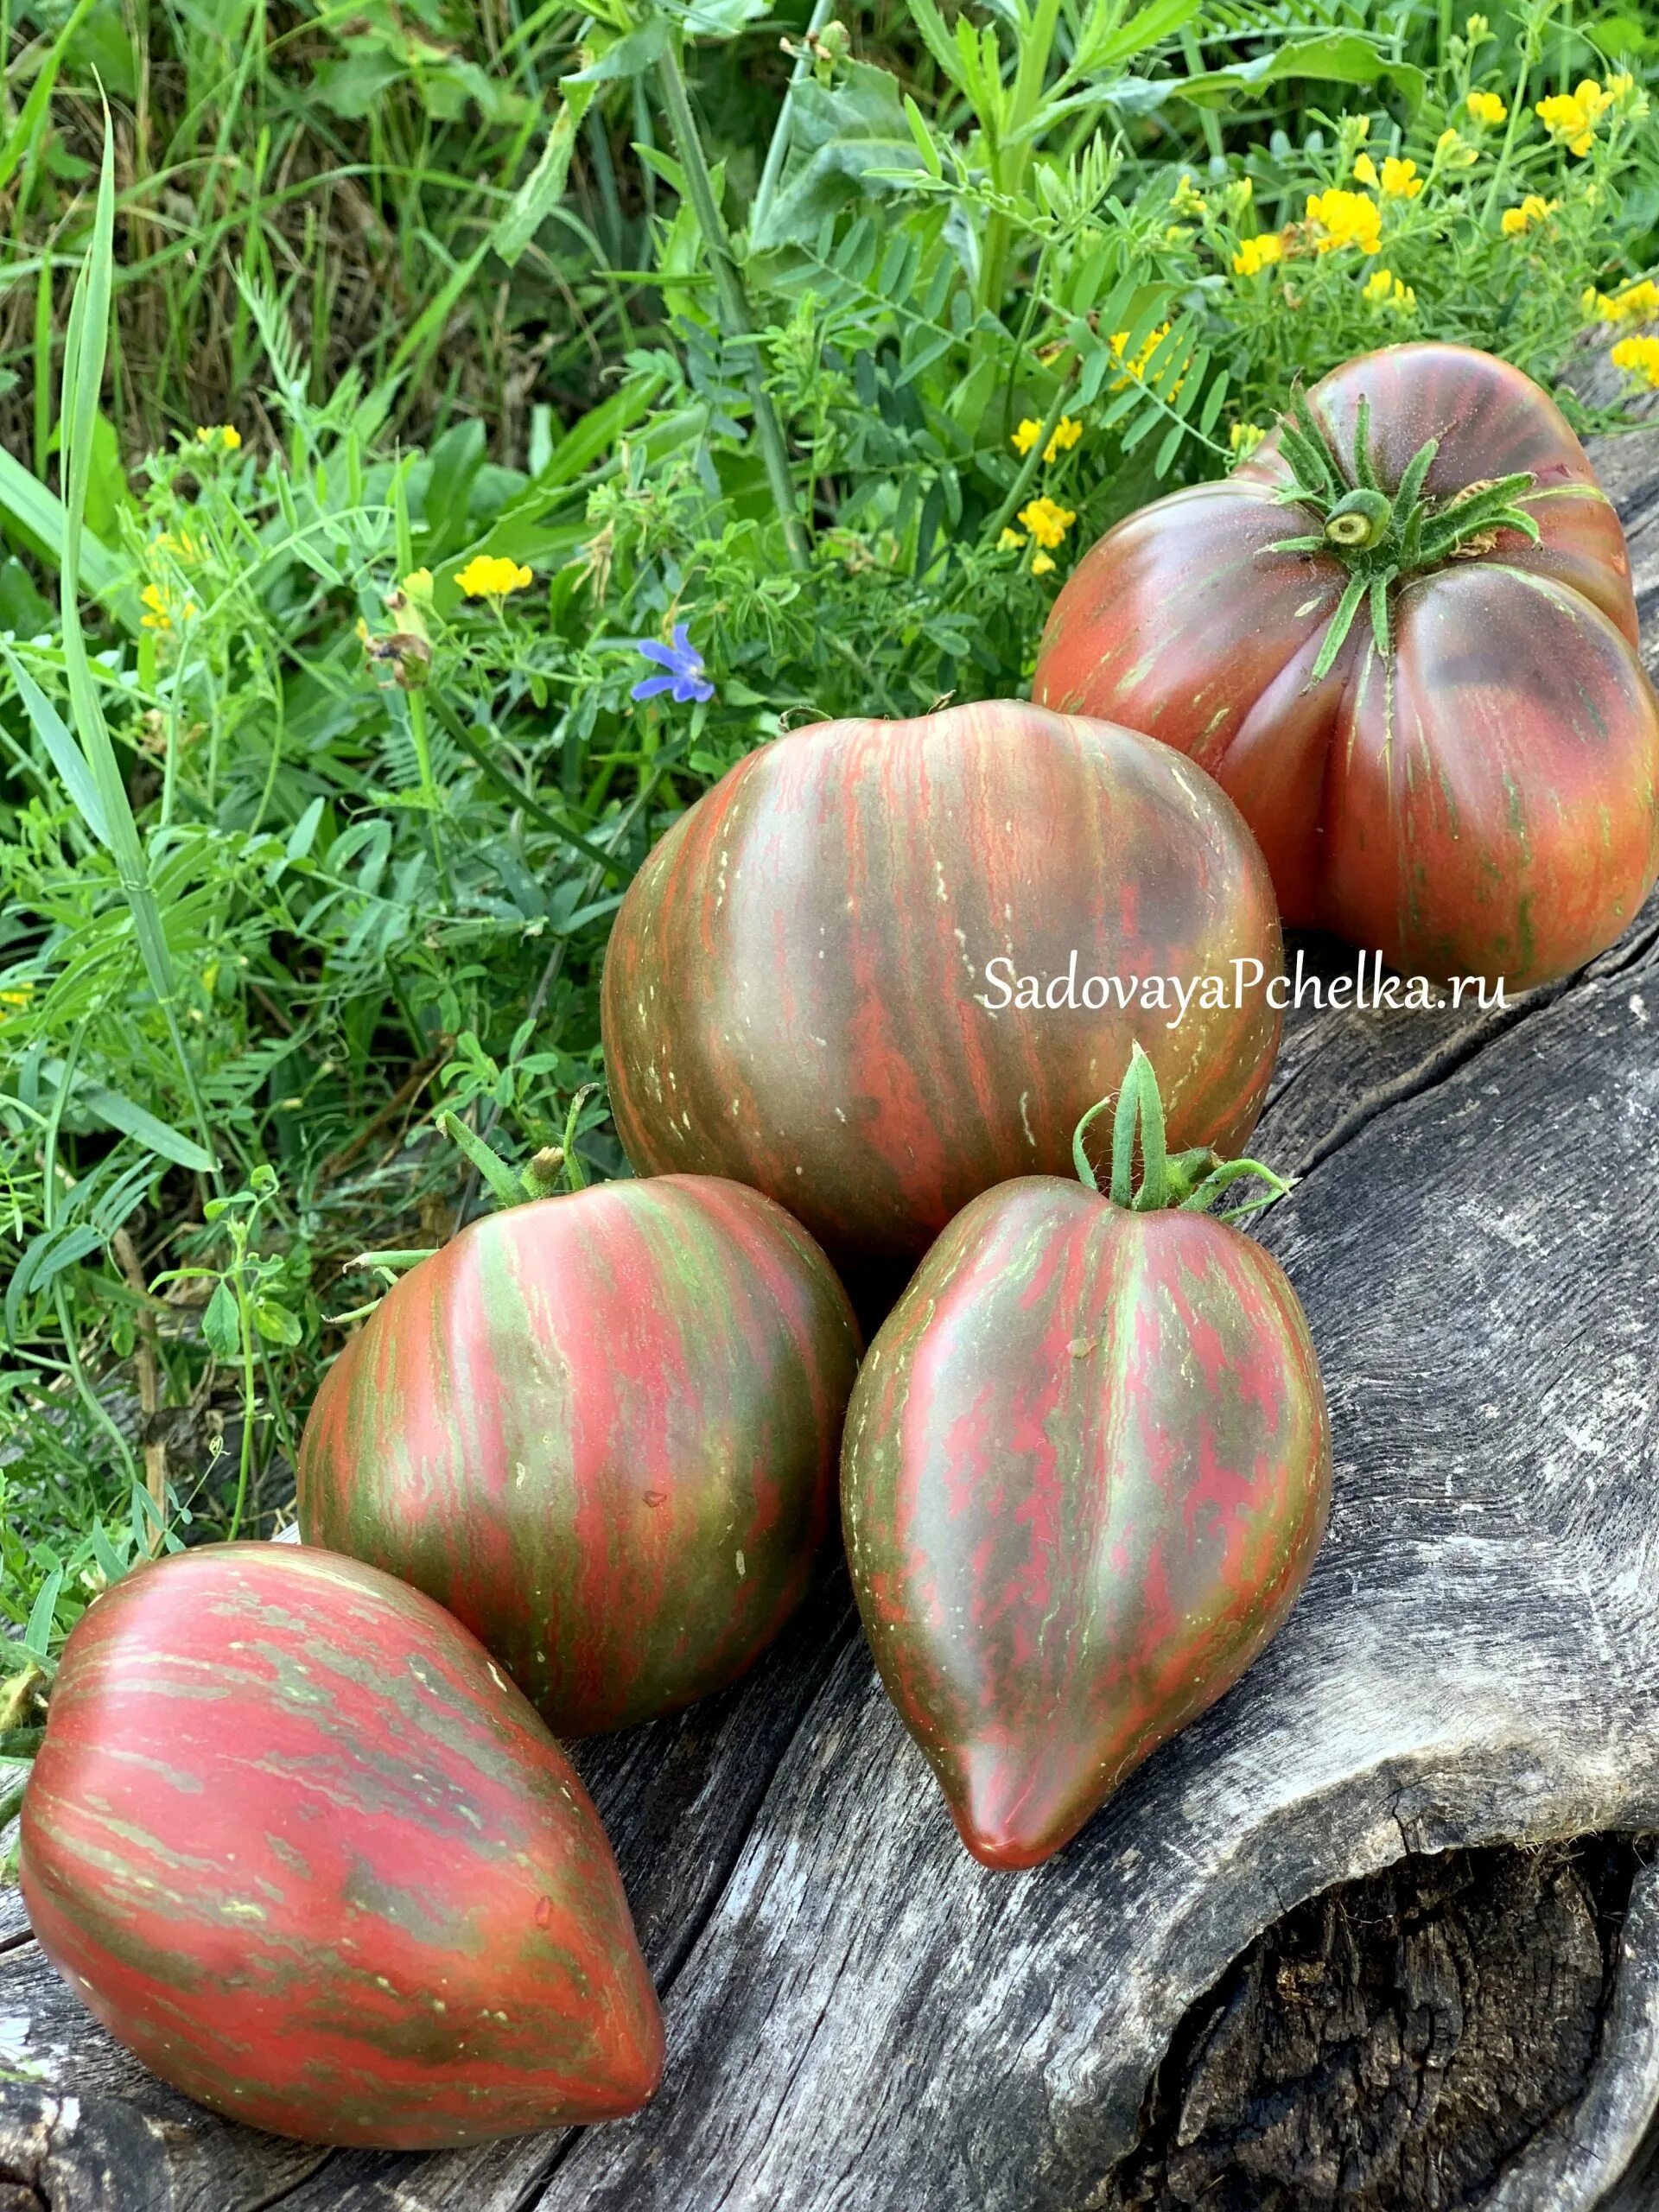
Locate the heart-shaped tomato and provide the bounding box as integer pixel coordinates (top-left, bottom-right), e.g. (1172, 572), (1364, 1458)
(1034, 343), (1659, 988)
(842, 1052), (1331, 1868)
(20, 1543), (662, 2146)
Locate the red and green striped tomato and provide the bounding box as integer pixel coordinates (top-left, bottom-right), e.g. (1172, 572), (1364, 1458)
(19, 1543), (662, 2147)
(1033, 344), (1659, 988)
(601, 702), (1283, 1269)
(298, 1176), (861, 1737)
(842, 1176), (1331, 1870)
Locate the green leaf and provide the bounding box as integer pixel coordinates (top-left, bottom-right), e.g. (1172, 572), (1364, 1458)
(1075, 0), (1201, 71)
(565, 21), (670, 85)
(0, 639), (111, 848)
(752, 64), (918, 251)
(0, 442), (135, 626)
(903, 93), (943, 181)
(906, 0), (969, 89)
(1164, 35), (1427, 111)
(253, 1299), (303, 1346)
(492, 86), (596, 266)
(22, 1567), (64, 1665)
(202, 1281), (242, 1362)
(75, 1083), (219, 1173)
(0, 0), (102, 195)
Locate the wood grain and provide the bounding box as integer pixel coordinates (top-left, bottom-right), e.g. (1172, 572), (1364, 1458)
(4, 426), (1659, 2209)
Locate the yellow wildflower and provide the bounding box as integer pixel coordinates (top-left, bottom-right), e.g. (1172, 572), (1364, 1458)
(1611, 334), (1659, 390)
(1305, 188), (1382, 256)
(0, 983), (35, 1020)
(1465, 14), (1489, 38)
(1031, 553), (1056, 576)
(1436, 126), (1478, 168)
(140, 582), (197, 632)
(1501, 194), (1559, 237)
(999, 528), (1027, 550)
(1106, 323), (1179, 392)
(1363, 268), (1417, 315)
(1536, 79), (1613, 157)
(1170, 174), (1207, 219)
(1466, 90), (1507, 127)
(1232, 233), (1283, 277)
(1017, 496), (1076, 550)
(1379, 156), (1422, 199)
(194, 424), (241, 453)
(1587, 279), (1659, 325)
(1229, 422), (1266, 459)
(455, 555), (533, 601)
(1012, 416), (1082, 464)
(1353, 153), (1379, 187)
(400, 567), (435, 601)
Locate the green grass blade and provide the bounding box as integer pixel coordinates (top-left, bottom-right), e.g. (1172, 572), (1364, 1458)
(0, 641), (111, 846)
(55, 116), (219, 1183)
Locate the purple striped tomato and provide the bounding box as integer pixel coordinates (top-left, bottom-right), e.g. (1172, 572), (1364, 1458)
(20, 1543), (662, 2147)
(298, 1175), (861, 1737)
(601, 702), (1283, 1271)
(842, 1050), (1330, 1869)
(1034, 343), (1659, 988)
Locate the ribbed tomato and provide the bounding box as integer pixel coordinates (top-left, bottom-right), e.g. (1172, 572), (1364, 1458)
(601, 702), (1283, 1272)
(19, 1544), (662, 2146)
(1034, 342), (1659, 988)
(841, 1051), (1330, 1869)
(298, 1176), (860, 1736)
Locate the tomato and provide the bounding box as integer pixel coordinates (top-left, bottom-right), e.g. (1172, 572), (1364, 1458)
(601, 702), (1282, 1274)
(19, 1544), (662, 2146)
(298, 1175), (860, 1736)
(841, 1051), (1330, 1869)
(1034, 342), (1659, 989)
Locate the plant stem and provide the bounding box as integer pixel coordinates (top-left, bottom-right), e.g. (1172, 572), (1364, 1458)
(655, 41), (809, 571)
(227, 1233), (257, 1541)
(1481, 0), (1557, 226)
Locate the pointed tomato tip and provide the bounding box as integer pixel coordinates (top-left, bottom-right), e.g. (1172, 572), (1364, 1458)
(950, 1796), (1080, 1871)
(600, 1982), (666, 2114)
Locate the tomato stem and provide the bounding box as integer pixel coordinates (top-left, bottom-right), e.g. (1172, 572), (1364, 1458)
(1071, 1046), (1295, 1222)
(1267, 387), (1543, 683)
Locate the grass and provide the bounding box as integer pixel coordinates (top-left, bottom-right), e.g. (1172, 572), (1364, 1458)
(2, 0), (1658, 1710)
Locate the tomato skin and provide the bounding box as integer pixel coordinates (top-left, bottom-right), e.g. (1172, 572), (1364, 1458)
(19, 1544), (663, 2147)
(841, 1181), (1331, 1870)
(1034, 343), (1659, 988)
(298, 1176), (860, 1736)
(601, 702), (1283, 1268)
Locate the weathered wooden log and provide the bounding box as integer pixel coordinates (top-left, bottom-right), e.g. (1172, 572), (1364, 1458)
(4, 424), (1659, 2209)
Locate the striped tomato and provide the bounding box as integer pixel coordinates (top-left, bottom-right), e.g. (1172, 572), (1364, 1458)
(19, 1544), (662, 2147)
(298, 1176), (860, 1736)
(842, 1051), (1331, 1869)
(1034, 343), (1659, 988)
(601, 702), (1282, 1272)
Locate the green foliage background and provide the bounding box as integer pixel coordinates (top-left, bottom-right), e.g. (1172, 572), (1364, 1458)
(1, 0), (1657, 1688)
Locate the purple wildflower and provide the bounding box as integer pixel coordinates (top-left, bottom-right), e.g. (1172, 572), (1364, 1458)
(631, 622), (715, 705)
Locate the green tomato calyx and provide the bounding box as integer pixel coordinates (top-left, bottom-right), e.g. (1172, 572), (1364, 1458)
(1071, 1044), (1294, 1224)
(1265, 387), (1542, 682)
